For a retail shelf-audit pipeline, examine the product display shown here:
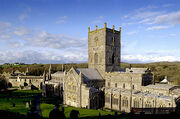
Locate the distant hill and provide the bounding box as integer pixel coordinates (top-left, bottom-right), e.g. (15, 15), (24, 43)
(0, 62), (180, 85)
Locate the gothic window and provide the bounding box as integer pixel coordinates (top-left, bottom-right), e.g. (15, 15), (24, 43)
(115, 83), (117, 88)
(145, 101), (152, 108)
(108, 82), (110, 87)
(132, 85), (135, 89)
(123, 83), (125, 89)
(134, 99), (139, 108)
(94, 53), (98, 64)
(89, 54), (92, 63)
(112, 53), (115, 64)
(105, 94), (110, 103)
(122, 97), (128, 107)
(112, 95), (118, 105)
(116, 57), (119, 64)
(159, 104), (165, 108)
(109, 56), (111, 64)
(95, 37), (98, 46)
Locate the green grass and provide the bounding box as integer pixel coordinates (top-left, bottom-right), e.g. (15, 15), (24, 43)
(0, 90), (118, 119)
(0, 90), (42, 115)
(41, 103), (116, 119)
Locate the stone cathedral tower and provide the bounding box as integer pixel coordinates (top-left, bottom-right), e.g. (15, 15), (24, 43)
(88, 23), (121, 76)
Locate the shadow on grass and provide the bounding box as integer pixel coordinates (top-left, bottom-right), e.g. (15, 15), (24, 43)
(0, 110), (50, 119)
(0, 110), (26, 119)
(80, 114), (129, 119)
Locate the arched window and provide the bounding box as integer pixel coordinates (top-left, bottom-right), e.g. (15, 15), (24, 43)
(159, 104), (165, 108)
(145, 101), (152, 108)
(112, 53), (115, 64)
(122, 97), (128, 107)
(132, 85), (135, 89)
(108, 82), (110, 87)
(95, 37), (98, 46)
(123, 83), (125, 89)
(112, 94), (118, 105)
(105, 93), (110, 103)
(134, 99), (139, 108)
(89, 54), (93, 63)
(94, 53), (98, 64)
(115, 83), (117, 88)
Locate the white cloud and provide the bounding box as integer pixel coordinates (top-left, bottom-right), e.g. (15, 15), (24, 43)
(56, 16), (68, 24)
(146, 25), (170, 31)
(0, 50), (88, 64)
(23, 30), (87, 49)
(0, 35), (11, 39)
(0, 23), (88, 50)
(122, 4), (180, 26)
(0, 21), (12, 40)
(14, 27), (30, 36)
(154, 11), (180, 25)
(122, 54), (179, 63)
(0, 21), (11, 28)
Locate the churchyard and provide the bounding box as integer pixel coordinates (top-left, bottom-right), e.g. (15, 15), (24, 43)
(0, 89), (121, 119)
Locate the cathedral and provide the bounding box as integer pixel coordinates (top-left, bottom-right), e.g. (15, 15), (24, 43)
(42, 23), (180, 113)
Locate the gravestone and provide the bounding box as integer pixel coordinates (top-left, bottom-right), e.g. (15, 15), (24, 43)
(26, 102), (29, 108)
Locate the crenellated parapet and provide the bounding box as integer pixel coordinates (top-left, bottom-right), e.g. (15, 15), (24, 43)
(88, 23), (121, 34)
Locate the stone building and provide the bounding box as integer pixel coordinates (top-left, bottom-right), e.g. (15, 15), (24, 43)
(43, 65), (105, 109)
(42, 65), (64, 98)
(4, 68), (44, 90)
(42, 23), (180, 112)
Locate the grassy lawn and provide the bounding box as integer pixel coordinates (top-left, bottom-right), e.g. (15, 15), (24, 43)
(41, 103), (116, 119)
(0, 90), (42, 115)
(0, 90), (118, 119)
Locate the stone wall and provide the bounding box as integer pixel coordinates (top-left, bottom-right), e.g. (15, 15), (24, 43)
(8, 76), (43, 89)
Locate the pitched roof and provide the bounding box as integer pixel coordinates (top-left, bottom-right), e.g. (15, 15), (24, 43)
(75, 68), (103, 81)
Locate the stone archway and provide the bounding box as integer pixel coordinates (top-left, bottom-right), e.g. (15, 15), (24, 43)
(8, 82), (12, 88)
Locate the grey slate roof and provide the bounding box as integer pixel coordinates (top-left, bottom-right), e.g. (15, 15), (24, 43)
(75, 68), (103, 81)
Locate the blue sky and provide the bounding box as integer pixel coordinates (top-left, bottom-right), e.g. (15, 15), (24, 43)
(0, 0), (180, 64)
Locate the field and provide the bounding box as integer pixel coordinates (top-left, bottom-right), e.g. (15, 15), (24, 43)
(0, 90), (119, 119)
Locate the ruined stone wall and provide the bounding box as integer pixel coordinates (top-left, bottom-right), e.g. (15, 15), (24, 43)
(8, 76), (43, 89)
